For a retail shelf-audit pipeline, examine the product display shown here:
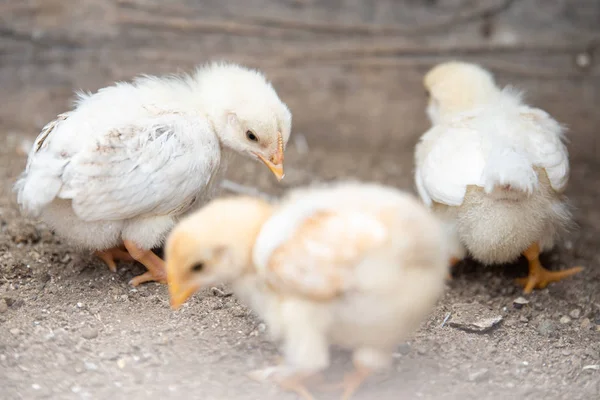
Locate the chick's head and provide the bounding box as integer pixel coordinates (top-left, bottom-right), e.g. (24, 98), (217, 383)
(165, 196), (273, 309)
(193, 62), (292, 181)
(424, 61), (498, 123)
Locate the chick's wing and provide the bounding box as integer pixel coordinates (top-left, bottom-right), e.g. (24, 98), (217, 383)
(416, 123), (486, 207)
(59, 113), (220, 221)
(520, 107), (569, 193)
(264, 210), (387, 301)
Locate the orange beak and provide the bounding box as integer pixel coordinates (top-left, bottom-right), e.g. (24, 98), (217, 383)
(167, 262), (200, 310)
(255, 132), (285, 181)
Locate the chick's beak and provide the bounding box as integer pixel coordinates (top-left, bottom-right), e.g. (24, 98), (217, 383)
(256, 132), (285, 181)
(167, 266), (200, 310)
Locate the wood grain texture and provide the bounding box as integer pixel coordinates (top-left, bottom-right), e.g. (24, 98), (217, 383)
(1, 0), (599, 159)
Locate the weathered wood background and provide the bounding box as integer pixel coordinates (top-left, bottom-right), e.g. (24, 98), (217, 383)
(1, 0), (599, 159)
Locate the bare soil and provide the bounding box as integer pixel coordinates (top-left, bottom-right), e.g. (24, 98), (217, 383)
(1, 135), (599, 400)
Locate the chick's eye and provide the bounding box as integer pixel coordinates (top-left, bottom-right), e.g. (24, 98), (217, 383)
(246, 130), (259, 142)
(191, 262), (204, 272)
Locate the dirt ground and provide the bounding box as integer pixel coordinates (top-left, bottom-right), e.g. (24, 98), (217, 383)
(1, 124), (599, 399)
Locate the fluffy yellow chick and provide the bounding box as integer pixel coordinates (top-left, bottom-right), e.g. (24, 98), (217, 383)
(14, 62), (291, 286)
(415, 61), (582, 293)
(166, 182), (449, 400)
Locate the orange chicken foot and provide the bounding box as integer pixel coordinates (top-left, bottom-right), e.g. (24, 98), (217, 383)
(318, 362), (371, 400)
(123, 240), (167, 286)
(248, 366), (317, 400)
(95, 246), (135, 272)
(516, 242), (583, 294)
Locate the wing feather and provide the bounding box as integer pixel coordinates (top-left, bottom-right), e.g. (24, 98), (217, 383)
(62, 115), (220, 221)
(416, 124), (486, 207)
(20, 112), (220, 221)
(416, 105), (570, 207)
(264, 210), (387, 300)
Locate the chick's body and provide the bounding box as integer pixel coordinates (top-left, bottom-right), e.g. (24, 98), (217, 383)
(415, 61), (580, 293)
(166, 182), (450, 399)
(252, 183), (448, 357)
(16, 62), (291, 285)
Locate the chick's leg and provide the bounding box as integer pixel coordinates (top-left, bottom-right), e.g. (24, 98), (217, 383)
(447, 256), (461, 280)
(516, 242), (583, 294)
(95, 246), (135, 272)
(340, 363), (371, 400)
(318, 362), (371, 399)
(123, 240), (167, 286)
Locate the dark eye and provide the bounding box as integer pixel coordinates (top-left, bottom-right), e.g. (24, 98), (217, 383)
(191, 263), (204, 272)
(246, 130), (259, 142)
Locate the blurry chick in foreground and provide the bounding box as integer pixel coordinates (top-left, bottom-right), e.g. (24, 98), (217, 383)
(15, 62), (291, 286)
(415, 61), (581, 294)
(166, 182), (449, 400)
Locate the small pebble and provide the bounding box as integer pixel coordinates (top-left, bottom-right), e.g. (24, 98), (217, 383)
(84, 361), (98, 371)
(0, 299), (8, 313)
(257, 323), (266, 333)
(10, 328), (20, 336)
(117, 358), (126, 369)
(580, 318), (592, 330)
(537, 320), (556, 337)
(81, 327), (98, 340)
(513, 297), (529, 309)
(468, 368), (490, 382)
(519, 316), (529, 323)
(32, 384), (41, 390)
(569, 309), (581, 319)
(448, 303), (503, 333)
(210, 287), (232, 297)
(560, 316), (571, 324)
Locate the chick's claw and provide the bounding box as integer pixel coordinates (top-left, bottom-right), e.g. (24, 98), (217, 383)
(247, 366), (316, 400)
(95, 246), (135, 272)
(517, 243), (583, 294)
(123, 240), (167, 286)
(516, 265), (583, 294)
(320, 365), (371, 400)
(129, 269), (167, 286)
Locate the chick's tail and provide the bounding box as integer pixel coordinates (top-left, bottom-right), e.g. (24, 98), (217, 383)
(481, 147), (538, 200)
(13, 159), (64, 218)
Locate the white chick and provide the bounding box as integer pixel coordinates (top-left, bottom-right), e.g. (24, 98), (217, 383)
(415, 61), (582, 294)
(14, 62), (291, 286)
(166, 181), (449, 400)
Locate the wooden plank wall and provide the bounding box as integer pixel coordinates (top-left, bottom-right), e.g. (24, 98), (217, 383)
(1, 0), (599, 159)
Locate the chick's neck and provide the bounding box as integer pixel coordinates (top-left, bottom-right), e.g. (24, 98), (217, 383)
(236, 202), (275, 276)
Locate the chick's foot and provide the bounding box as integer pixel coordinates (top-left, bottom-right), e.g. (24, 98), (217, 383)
(316, 363), (371, 400)
(95, 246), (135, 272)
(247, 366), (317, 400)
(123, 240), (167, 286)
(516, 242), (583, 294)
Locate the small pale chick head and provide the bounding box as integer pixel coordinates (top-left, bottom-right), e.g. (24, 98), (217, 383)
(193, 62), (292, 181)
(165, 196), (273, 309)
(424, 61), (498, 123)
